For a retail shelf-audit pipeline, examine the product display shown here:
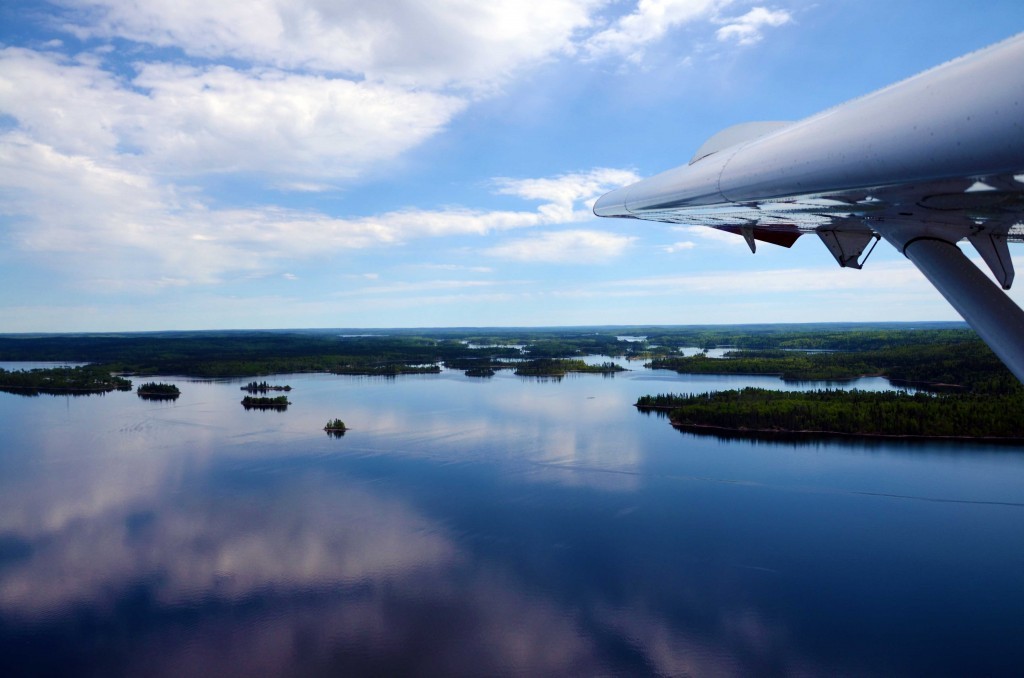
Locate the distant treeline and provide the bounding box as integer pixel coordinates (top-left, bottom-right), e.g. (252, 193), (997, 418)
(637, 388), (1024, 440)
(0, 324), (1014, 393)
(648, 340), (1017, 394)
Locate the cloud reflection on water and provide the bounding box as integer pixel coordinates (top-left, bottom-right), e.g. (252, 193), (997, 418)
(0, 405), (806, 676)
(0, 470), (457, 617)
(3, 372), (1022, 674)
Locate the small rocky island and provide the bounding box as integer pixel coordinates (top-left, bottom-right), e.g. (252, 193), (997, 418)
(241, 395), (290, 410)
(137, 382), (180, 400)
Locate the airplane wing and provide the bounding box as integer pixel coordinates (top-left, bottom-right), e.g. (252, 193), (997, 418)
(594, 33), (1024, 382)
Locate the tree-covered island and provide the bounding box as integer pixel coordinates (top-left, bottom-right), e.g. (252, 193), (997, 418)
(513, 359), (625, 378)
(637, 388), (1024, 442)
(0, 366), (132, 395)
(241, 395), (290, 409)
(324, 418), (347, 432)
(137, 382), (180, 399)
(241, 380), (291, 392)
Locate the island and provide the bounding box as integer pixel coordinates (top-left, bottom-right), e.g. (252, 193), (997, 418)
(324, 418), (347, 437)
(513, 359), (626, 378)
(137, 382), (180, 400)
(241, 395), (290, 410)
(331, 364), (441, 376)
(636, 388), (1024, 442)
(241, 380), (292, 392)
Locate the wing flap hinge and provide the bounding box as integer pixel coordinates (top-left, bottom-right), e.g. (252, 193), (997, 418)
(817, 227), (880, 269)
(741, 226), (757, 253)
(969, 232), (1014, 290)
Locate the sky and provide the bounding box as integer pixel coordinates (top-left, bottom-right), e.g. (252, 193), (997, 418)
(1, 1), (1023, 332)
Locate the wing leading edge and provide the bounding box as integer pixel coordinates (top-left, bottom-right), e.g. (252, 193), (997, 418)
(594, 33), (1024, 382)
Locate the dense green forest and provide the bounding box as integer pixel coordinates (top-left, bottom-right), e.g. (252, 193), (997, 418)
(637, 388), (1024, 440)
(0, 366), (132, 395)
(647, 339), (1017, 393)
(136, 382), (180, 399)
(241, 395), (290, 409)
(513, 359), (625, 377)
(1, 323), (997, 386)
(2, 324), (1021, 438)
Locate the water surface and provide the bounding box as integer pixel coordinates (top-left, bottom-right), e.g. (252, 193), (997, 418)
(0, 367), (1021, 675)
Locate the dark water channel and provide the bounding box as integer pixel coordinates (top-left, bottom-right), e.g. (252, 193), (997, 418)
(0, 365), (1022, 676)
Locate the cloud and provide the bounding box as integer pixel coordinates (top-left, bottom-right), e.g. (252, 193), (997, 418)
(0, 1), (799, 312)
(135, 63), (465, 177)
(663, 240), (697, 253)
(56, 0), (603, 91)
(336, 279), (505, 296)
(414, 264), (496, 273)
(672, 225), (753, 248)
(485, 229), (636, 263)
(0, 3), (795, 190)
(601, 260), (929, 295)
(585, 0), (727, 62)
(495, 167), (640, 217)
(0, 141), (637, 289)
(0, 48), (465, 180)
(716, 7), (793, 45)
(584, 1), (793, 62)
(273, 182), (337, 193)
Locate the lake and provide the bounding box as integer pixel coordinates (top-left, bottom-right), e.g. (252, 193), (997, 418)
(0, 364), (1022, 676)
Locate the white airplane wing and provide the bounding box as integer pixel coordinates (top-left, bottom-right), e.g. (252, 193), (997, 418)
(594, 33), (1024, 382)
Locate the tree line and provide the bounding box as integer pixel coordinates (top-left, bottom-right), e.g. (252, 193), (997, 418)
(637, 388), (1024, 439)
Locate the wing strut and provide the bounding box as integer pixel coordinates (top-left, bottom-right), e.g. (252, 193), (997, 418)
(879, 230), (1024, 382)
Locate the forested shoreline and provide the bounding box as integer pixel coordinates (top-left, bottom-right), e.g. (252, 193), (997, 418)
(637, 389), (1024, 441)
(0, 366), (132, 395)
(1, 324), (1021, 439)
(0, 323), (998, 386)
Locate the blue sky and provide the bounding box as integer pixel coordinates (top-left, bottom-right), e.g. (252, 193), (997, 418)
(1, 0), (1022, 331)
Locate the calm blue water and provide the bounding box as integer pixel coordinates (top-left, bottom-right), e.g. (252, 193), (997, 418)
(0, 366), (1021, 676)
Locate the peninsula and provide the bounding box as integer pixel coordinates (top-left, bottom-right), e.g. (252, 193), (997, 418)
(0, 366), (132, 396)
(637, 388), (1024, 442)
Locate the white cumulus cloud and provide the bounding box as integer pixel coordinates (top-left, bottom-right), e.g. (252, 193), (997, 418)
(716, 7), (792, 45)
(0, 48), (465, 180)
(485, 230), (636, 263)
(585, 0), (727, 62)
(56, 0), (603, 91)
(0, 137), (638, 289)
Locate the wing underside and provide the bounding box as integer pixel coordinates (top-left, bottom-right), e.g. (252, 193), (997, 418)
(623, 173), (1024, 280)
